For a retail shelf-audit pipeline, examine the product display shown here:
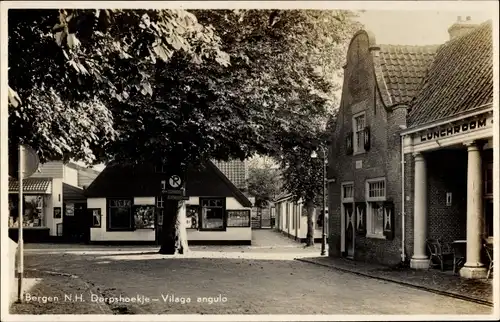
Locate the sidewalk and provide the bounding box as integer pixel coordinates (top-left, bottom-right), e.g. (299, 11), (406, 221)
(296, 256), (493, 306)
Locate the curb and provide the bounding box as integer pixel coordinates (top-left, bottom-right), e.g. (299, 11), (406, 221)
(295, 258), (493, 307)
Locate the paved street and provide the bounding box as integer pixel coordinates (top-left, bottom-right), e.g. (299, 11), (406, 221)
(14, 232), (492, 315)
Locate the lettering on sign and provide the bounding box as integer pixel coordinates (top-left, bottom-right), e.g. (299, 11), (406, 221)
(418, 117), (490, 143)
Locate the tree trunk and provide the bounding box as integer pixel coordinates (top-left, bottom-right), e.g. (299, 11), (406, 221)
(305, 199), (315, 247)
(158, 199), (189, 255)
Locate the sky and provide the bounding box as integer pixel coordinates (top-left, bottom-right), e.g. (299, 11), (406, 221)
(355, 10), (494, 45)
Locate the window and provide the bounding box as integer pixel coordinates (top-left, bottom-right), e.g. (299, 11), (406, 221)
(108, 199), (133, 231)
(186, 205), (199, 229)
(8, 194), (46, 228)
(353, 112), (366, 154)
(90, 209), (101, 227)
(157, 196), (164, 209)
(366, 178), (386, 238)
(200, 198), (225, 230)
(227, 210), (251, 227)
(134, 205), (155, 229)
(341, 182), (354, 202)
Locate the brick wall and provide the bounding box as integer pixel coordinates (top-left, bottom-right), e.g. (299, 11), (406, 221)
(426, 149), (468, 242)
(328, 32), (405, 266)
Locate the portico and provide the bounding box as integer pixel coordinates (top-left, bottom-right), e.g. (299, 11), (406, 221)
(403, 110), (493, 278)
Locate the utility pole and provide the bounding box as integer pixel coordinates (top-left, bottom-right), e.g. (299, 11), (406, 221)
(321, 146), (327, 256)
(17, 144), (24, 303)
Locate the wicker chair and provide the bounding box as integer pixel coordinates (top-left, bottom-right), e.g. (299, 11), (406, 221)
(484, 243), (494, 279)
(426, 238), (453, 271)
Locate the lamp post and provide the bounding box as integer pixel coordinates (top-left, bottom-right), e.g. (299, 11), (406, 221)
(311, 146), (327, 256)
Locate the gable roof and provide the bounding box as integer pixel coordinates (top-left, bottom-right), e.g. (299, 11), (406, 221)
(408, 20), (493, 127)
(377, 44), (440, 106)
(84, 161), (252, 208)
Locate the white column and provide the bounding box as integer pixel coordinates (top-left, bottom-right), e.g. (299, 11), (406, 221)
(460, 141), (486, 279)
(411, 152), (429, 269)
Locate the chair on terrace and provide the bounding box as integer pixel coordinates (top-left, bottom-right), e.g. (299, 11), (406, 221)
(426, 238), (453, 272)
(484, 243), (494, 279)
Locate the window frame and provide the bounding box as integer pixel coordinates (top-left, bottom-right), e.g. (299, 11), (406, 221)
(365, 178), (387, 239)
(341, 182), (354, 203)
(352, 112), (366, 155)
(226, 209), (251, 228)
(199, 197), (227, 231)
(106, 198), (134, 232)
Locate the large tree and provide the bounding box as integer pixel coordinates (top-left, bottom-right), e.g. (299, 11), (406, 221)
(8, 8), (361, 254)
(247, 157), (281, 208)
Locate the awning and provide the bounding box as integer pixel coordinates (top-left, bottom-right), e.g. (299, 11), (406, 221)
(8, 178), (52, 194)
(63, 183), (86, 203)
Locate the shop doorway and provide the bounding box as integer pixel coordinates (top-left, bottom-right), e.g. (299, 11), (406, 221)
(63, 203), (90, 243)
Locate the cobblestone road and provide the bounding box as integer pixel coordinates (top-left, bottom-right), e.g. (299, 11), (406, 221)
(19, 244), (492, 315)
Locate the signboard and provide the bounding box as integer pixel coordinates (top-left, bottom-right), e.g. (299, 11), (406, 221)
(167, 195), (189, 201)
(415, 115), (493, 144)
(168, 175), (182, 188)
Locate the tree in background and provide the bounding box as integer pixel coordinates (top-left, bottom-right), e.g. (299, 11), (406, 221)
(8, 8), (361, 254)
(247, 156), (281, 208)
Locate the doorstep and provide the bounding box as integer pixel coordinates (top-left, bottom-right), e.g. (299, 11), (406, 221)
(295, 256), (493, 307)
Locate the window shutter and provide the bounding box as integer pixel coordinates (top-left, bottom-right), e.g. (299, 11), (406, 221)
(383, 201), (395, 240)
(355, 202), (367, 236)
(364, 126), (371, 151)
(346, 131), (353, 155)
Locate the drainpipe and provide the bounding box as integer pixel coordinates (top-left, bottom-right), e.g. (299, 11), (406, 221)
(399, 125), (407, 263)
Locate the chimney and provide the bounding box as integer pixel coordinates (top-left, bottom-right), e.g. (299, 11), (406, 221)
(448, 16), (478, 40)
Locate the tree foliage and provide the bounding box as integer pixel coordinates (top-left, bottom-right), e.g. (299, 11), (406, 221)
(247, 157), (281, 208)
(8, 8), (361, 253)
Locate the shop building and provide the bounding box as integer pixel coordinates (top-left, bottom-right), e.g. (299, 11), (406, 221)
(328, 17), (493, 277)
(8, 161), (100, 242)
(84, 161), (253, 245)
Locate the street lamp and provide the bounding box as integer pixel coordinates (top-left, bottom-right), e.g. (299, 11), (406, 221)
(311, 146), (327, 256)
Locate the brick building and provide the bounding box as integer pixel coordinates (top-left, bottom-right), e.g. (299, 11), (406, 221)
(328, 17), (494, 278)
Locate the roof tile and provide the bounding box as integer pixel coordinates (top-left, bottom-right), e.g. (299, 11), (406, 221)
(408, 21), (493, 126)
(378, 44), (440, 105)
(9, 178), (52, 193)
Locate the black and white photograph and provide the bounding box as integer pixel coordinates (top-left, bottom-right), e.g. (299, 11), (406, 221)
(1, 1), (498, 321)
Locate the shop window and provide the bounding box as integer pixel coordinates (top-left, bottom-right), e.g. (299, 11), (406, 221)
(9, 194), (46, 228)
(134, 205), (155, 229)
(353, 112), (366, 154)
(200, 198), (225, 231)
(366, 178), (386, 238)
(227, 210), (251, 227)
(107, 199), (133, 231)
(186, 205), (199, 229)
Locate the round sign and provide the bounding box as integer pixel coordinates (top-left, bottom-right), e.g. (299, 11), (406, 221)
(22, 145), (40, 178)
(168, 175), (182, 188)
(8, 144), (40, 178)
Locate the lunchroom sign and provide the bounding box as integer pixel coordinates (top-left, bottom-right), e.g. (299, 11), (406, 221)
(416, 115), (492, 144)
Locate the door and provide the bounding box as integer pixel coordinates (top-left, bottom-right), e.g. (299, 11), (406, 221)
(344, 203), (355, 258)
(63, 203), (88, 243)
